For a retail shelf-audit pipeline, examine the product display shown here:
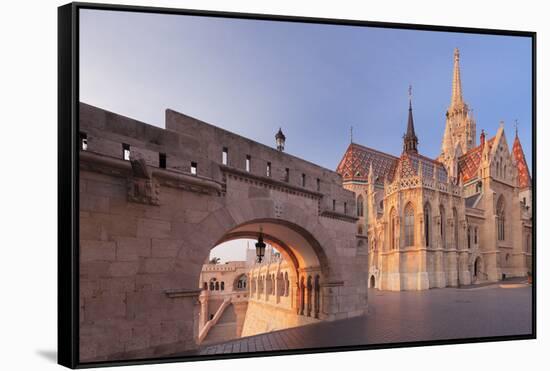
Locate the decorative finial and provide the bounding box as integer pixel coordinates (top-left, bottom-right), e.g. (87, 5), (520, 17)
(514, 119), (519, 138)
(350, 125), (353, 144)
(454, 48), (460, 60)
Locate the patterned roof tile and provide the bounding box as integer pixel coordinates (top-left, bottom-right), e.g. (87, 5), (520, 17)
(512, 135), (531, 188)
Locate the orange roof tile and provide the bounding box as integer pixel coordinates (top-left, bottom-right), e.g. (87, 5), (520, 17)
(512, 135), (531, 188)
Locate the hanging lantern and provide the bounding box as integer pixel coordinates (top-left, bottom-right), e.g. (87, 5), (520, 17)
(255, 227), (266, 263)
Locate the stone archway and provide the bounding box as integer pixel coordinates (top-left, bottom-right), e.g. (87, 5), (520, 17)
(78, 103), (367, 361)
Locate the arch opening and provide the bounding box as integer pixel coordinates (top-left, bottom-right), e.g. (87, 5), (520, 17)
(196, 218), (328, 345)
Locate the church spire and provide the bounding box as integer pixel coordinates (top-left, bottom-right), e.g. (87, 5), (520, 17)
(450, 48), (465, 110)
(403, 85), (418, 154)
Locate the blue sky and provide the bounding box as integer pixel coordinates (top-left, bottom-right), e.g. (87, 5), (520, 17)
(80, 9), (533, 170)
(80, 9), (533, 263)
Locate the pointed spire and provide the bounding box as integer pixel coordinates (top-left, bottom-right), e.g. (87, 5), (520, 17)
(350, 125), (354, 144)
(450, 48), (464, 109)
(403, 85), (418, 154)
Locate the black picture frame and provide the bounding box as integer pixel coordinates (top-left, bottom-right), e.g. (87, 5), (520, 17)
(58, 2), (536, 368)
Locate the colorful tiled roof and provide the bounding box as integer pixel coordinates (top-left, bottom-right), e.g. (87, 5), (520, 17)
(400, 152), (448, 183)
(512, 135), (531, 188)
(336, 143), (398, 183)
(458, 137), (495, 183)
(336, 143), (448, 184)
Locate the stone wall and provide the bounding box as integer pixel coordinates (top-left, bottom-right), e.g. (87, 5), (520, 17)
(78, 103), (367, 362)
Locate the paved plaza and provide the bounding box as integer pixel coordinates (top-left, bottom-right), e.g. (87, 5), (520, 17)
(187, 279), (532, 356)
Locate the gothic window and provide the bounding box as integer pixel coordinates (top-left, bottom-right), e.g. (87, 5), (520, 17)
(390, 207), (397, 250)
(439, 205), (446, 249)
(497, 196), (505, 241)
(221, 281), (225, 291)
(215, 281), (219, 291)
(467, 227), (471, 249)
(474, 227), (478, 245)
(404, 203), (415, 247)
(424, 202), (431, 247)
(453, 208), (459, 249)
(357, 195), (364, 217)
(209, 280), (215, 291)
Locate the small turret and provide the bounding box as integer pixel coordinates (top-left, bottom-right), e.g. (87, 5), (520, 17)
(275, 127), (286, 152)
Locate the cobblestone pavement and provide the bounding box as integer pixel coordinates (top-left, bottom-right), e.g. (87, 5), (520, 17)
(184, 280), (532, 356)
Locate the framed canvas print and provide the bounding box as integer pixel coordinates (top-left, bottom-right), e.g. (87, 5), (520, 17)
(58, 2), (536, 368)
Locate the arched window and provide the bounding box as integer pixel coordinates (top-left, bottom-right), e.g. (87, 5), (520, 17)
(209, 280), (215, 291)
(453, 208), (459, 249)
(474, 227), (478, 245)
(404, 203), (415, 247)
(215, 281), (219, 291)
(424, 203), (431, 247)
(357, 195), (364, 217)
(467, 227), (471, 249)
(203, 282), (207, 290)
(497, 196), (505, 241)
(221, 281), (225, 291)
(236, 274), (247, 290)
(439, 205), (446, 249)
(390, 207), (397, 250)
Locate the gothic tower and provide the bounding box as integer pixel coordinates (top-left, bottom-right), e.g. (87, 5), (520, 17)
(403, 86), (418, 154)
(440, 48), (476, 179)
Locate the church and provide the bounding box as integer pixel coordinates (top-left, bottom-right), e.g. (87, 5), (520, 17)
(337, 49), (532, 291)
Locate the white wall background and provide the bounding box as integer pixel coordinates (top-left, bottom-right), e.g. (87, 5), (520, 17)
(0, 0), (546, 370)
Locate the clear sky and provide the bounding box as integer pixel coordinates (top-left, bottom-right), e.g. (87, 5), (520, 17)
(80, 9), (533, 170)
(80, 9), (533, 263)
